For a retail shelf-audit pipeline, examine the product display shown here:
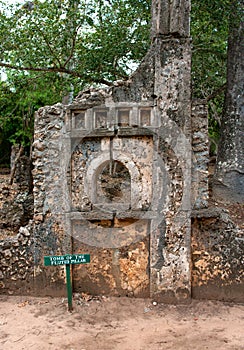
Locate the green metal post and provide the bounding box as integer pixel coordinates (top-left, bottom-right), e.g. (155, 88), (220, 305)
(65, 264), (73, 312)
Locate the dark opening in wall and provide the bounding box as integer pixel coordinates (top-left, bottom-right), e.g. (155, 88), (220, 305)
(96, 160), (131, 204)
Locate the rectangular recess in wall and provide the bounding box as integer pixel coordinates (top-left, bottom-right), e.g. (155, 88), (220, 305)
(140, 108), (151, 126)
(72, 110), (86, 129)
(117, 109), (130, 127)
(95, 109), (108, 129)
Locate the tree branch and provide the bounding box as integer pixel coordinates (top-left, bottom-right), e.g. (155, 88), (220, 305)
(9, 144), (24, 185)
(0, 61), (114, 86)
(63, 25), (81, 68)
(206, 83), (227, 101)
(32, 24), (63, 68)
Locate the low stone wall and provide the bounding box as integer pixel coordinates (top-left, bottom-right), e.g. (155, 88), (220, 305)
(0, 154), (33, 238)
(1, 210), (243, 302)
(0, 154), (34, 295)
(192, 208), (244, 302)
(0, 223), (34, 294)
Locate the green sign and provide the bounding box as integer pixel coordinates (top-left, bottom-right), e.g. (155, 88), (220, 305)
(44, 254), (90, 266)
(44, 253), (90, 312)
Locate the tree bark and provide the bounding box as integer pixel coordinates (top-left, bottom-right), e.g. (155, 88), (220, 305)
(9, 144), (24, 185)
(213, 1), (244, 202)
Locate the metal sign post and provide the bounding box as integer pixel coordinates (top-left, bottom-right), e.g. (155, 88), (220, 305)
(44, 254), (90, 312)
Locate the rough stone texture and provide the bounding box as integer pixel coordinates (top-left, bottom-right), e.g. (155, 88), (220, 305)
(191, 99), (209, 209)
(73, 238), (150, 298)
(0, 155), (33, 239)
(2, 0), (193, 302)
(151, 0), (190, 38)
(0, 153), (34, 294)
(70, 135), (153, 211)
(191, 208), (244, 302)
(30, 31), (193, 303)
(0, 223), (34, 294)
(1, 0), (242, 303)
(31, 104), (71, 294)
(15, 154), (33, 193)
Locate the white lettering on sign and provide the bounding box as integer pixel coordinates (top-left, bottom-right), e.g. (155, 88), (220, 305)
(50, 259), (71, 266)
(71, 259), (86, 264)
(44, 254), (90, 266)
(50, 256), (64, 261)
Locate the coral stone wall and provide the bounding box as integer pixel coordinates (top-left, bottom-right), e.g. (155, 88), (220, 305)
(192, 208), (244, 302)
(0, 223), (34, 294)
(31, 34), (193, 302)
(1, 0), (243, 302)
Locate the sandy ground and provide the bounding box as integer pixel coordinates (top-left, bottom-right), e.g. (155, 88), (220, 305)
(0, 295), (243, 350)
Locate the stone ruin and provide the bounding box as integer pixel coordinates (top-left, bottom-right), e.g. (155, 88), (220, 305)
(0, 0), (243, 302)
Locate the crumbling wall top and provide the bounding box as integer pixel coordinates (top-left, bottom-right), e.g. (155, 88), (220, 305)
(151, 0), (191, 39)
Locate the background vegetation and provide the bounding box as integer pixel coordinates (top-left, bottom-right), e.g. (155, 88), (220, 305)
(0, 0), (231, 166)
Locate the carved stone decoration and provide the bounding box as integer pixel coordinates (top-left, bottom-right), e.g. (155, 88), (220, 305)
(0, 0), (242, 302)
(31, 0), (195, 301)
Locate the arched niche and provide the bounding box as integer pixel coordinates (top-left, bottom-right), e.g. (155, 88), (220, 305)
(96, 160), (131, 204)
(85, 153), (142, 211)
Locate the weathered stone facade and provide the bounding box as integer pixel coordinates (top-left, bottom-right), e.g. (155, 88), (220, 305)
(0, 0), (243, 302)
(28, 20), (196, 301)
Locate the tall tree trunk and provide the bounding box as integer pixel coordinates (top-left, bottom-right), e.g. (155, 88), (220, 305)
(213, 0), (244, 202)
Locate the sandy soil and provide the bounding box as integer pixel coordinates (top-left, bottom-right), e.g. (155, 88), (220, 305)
(0, 294), (243, 350)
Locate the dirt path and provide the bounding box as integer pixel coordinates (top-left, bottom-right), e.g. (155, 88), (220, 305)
(0, 295), (243, 350)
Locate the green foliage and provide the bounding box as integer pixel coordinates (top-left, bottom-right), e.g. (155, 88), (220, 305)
(82, 0), (151, 80)
(191, 0), (231, 146)
(0, 70), (73, 164)
(0, 0), (233, 164)
(191, 0), (229, 98)
(0, 0), (150, 82)
(0, 0), (151, 163)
